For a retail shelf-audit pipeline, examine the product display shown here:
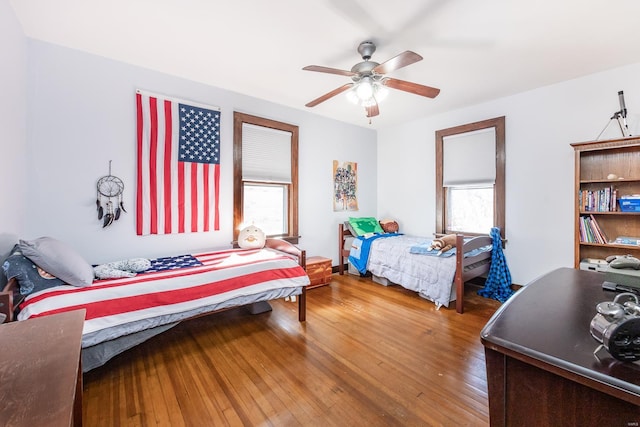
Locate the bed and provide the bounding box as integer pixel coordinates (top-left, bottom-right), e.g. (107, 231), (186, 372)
(338, 222), (493, 313)
(0, 238), (309, 371)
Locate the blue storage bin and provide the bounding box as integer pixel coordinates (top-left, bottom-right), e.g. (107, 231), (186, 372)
(619, 196), (640, 212)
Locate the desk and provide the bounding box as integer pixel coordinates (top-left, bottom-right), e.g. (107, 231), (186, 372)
(0, 310), (85, 427)
(481, 268), (640, 427)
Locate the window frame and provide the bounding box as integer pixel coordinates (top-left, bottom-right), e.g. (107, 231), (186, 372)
(233, 112), (299, 244)
(435, 116), (505, 239)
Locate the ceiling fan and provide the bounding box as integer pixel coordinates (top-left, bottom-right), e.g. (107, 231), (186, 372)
(303, 41), (440, 118)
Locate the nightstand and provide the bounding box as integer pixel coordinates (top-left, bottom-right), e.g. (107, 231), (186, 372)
(306, 256), (332, 289)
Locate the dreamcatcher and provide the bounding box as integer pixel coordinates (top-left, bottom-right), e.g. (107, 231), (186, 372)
(96, 161), (126, 227)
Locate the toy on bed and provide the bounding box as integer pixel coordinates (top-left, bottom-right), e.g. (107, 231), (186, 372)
(428, 234), (457, 255)
(379, 219), (399, 233)
(238, 224), (266, 249)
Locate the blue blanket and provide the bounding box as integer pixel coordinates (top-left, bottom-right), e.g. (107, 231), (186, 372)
(409, 242), (457, 257)
(349, 233), (401, 274)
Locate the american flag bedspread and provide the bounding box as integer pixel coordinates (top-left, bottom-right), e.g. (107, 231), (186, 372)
(17, 248), (309, 348)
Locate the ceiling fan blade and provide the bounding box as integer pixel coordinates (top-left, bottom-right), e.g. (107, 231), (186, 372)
(305, 83), (354, 107)
(384, 77), (440, 98)
(302, 65), (357, 77)
(373, 51), (423, 75)
(366, 102), (379, 118)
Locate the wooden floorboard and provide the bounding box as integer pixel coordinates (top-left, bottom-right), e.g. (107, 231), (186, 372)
(83, 273), (503, 426)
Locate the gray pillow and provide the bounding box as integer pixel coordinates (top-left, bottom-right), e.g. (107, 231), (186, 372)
(18, 237), (94, 287)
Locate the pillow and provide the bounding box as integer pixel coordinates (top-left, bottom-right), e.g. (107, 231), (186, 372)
(238, 225), (266, 249)
(344, 221), (357, 236)
(379, 219), (399, 233)
(2, 251), (66, 295)
(18, 237), (94, 287)
(348, 217), (384, 236)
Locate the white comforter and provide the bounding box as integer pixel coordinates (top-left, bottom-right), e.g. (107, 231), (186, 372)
(366, 235), (458, 308)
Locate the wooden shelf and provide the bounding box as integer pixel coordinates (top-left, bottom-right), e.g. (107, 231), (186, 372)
(572, 136), (640, 266)
(579, 242), (640, 249)
(580, 211), (640, 215)
(580, 179), (640, 184)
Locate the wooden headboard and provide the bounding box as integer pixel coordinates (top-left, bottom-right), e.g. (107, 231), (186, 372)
(265, 238), (306, 270)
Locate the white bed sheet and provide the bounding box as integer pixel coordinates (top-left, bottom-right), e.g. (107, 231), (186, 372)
(366, 235), (458, 308)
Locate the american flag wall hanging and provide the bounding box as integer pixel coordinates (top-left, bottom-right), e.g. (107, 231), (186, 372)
(136, 89), (221, 235)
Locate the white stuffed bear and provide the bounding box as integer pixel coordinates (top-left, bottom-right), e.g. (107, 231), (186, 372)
(238, 224), (266, 249)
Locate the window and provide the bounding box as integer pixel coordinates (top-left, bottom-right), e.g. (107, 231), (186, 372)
(435, 116), (505, 239)
(233, 112), (299, 243)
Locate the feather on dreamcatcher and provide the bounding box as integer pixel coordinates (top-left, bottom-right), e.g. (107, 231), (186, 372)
(96, 161), (126, 228)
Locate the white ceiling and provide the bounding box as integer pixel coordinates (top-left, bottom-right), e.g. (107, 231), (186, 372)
(9, 0), (640, 129)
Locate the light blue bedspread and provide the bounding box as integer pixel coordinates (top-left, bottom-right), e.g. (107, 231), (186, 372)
(349, 233), (401, 273)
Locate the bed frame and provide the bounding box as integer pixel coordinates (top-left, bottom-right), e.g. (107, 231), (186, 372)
(337, 223), (492, 314)
(0, 238), (308, 323)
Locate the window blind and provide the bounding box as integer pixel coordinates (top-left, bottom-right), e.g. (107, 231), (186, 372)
(443, 127), (496, 187)
(242, 123), (292, 183)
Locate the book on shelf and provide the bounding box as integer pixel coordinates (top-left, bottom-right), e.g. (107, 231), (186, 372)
(579, 215), (608, 244)
(614, 236), (640, 246)
(579, 186), (618, 212)
(589, 214), (608, 243)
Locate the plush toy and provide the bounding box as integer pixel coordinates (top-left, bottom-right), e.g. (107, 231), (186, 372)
(238, 224), (266, 249)
(428, 234), (457, 255)
(379, 219), (399, 233)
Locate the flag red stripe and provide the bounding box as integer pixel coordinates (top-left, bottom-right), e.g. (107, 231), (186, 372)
(214, 164), (220, 230)
(148, 97), (159, 235)
(178, 161), (185, 233)
(203, 163), (210, 231)
(135, 93), (144, 235)
(163, 100), (173, 234)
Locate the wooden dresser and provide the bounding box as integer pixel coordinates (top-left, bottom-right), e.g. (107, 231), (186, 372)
(0, 309), (85, 426)
(481, 268), (639, 426)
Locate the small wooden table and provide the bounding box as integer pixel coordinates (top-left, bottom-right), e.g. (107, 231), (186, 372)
(0, 309), (85, 427)
(481, 268), (640, 426)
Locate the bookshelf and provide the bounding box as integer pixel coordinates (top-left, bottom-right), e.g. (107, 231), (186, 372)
(572, 136), (640, 267)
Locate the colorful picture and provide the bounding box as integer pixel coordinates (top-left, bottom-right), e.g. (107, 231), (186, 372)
(333, 160), (358, 211)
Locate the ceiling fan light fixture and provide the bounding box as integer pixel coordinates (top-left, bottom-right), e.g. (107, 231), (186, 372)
(347, 78), (388, 107)
(355, 77), (374, 100)
(303, 41), (439, 117)
(374, 82), (389, 102)
(346, 89), (360, 105)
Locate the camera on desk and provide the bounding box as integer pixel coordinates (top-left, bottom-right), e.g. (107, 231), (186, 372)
(590, 292), (640, 362)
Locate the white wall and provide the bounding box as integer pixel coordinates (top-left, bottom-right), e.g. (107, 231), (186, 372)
(11, 15), (640, 286)
(23, 40), (377, 265)
(378, 62), (640, 285)
(0, 0), (28, 267)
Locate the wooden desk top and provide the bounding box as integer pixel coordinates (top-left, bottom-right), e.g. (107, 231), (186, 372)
(0, 309), (85, 426)
(481, 267), (640, 402)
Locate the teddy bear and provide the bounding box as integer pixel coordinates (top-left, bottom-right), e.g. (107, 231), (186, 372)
(428, 234), (457, 255)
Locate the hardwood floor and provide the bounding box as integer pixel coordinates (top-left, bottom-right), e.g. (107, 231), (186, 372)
(83, 273), (502, 426)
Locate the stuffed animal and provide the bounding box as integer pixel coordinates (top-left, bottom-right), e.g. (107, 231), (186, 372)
(428, 234), (457, 255)
(379, 219), (399, 233)
(238, 224), (266, 249)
